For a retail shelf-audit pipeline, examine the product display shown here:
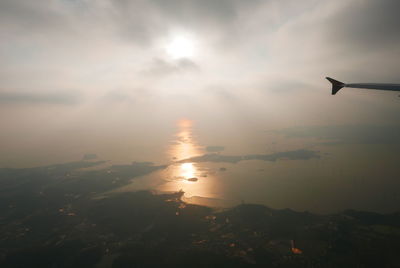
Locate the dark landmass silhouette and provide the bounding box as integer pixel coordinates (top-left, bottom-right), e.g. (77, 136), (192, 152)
(206, 146), (225, 153)
(0, 160), (399, 267)
(179, 149), (320, 164)
(275, 125), (400, 145)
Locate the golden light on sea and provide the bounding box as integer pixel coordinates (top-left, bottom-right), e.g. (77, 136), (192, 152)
(180, 162), (196, 179)
(158, 119), (218, 198)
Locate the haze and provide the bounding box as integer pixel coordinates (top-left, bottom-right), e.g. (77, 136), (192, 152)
(1, 0), (400, 213)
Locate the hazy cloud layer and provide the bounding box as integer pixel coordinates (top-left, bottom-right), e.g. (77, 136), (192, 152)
(1, 0), (400, 166)
(0, 91), (81, 105)
(142, 58), (199, 77)
(326, 0), (400, 52)
(1, 0), (399, 99)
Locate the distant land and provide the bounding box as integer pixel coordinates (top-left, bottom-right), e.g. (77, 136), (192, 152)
(0, 160), (399, 267)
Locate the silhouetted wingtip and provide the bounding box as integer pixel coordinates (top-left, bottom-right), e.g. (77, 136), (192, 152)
(326, 77), (345, 95)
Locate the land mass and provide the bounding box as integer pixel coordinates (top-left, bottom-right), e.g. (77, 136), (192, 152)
(0, 161), (399, 267)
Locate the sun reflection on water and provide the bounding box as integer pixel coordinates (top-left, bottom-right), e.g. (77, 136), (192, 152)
(169, 119), (201, 183)
(158, 119), (217, 198)
(113, 118), (225, 206)
(180, 162), (196, 180)
(170, 119), (201, 160)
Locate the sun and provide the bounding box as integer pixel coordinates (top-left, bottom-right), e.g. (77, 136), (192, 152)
(166, 36), (196, 59)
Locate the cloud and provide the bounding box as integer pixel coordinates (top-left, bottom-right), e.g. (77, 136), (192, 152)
(0, 91), (81, 105)
(108, 0), (263, 44)
(0, 1), (67, 32)
(179, 149), (320, 164)
(1, 0), (400, 168)
(324, 0), (400, 52)
(142, 58), (199, 77)
(262, 0), (400, 84)
(1, 0), (400, 93)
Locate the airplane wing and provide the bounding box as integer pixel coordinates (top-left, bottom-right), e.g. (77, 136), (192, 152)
(326, 77), (400, 95)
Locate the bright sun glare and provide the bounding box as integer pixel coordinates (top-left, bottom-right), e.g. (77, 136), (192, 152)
(180, 162), (196, 179)
(166, 36), (196, 59)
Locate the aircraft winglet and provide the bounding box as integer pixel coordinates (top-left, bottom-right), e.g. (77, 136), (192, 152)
(326, 77), (345, 95)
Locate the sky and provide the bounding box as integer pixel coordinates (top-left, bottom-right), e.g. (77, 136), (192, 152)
(0, 0), (400, 167)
